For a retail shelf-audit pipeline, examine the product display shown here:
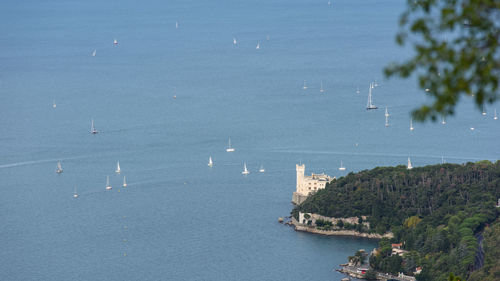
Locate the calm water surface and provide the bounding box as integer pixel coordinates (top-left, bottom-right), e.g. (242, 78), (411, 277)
(1, 0), (499, 280)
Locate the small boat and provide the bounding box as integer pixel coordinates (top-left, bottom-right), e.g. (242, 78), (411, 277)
(113, 39), (118, 45)
(407, 157), (413, 170)
(73, 186), (78, 198)
(338, 161), (346, 171)
(385, 107), (389, 127)
(56, 161), (63, 173)
(366, 82), (378, 110)
(226, 137), (235, 152)
(123, 176), (127, 187)
(259, 164), (265, 173)
(303, 80), (308, 90)
(92, 49), (96, 57)
(441, 116), (446, 125)
(470, 127), (475, 131)
(208, 156), (214, 167)
(410, 118), (414, 131)
(105, 175), (112, 190)
(52, 100), (57, 108)
(356, 86), (360, 94)
(320, 81), (325, 93)
(91, 119), (98, 134)
(256, 41), (260, 50)
(115, 161), (121, 174)
(482, 106), (486, 116)
(242, 163), (250, 175)
(494, 109), (498, 120)
(175, 21), (179, 29)
(233, 37), (237, 45)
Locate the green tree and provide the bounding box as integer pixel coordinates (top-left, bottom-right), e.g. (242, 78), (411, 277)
(385, 0), (500, 121)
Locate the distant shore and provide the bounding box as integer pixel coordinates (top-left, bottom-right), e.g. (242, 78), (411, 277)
(290, 218), (393, 239)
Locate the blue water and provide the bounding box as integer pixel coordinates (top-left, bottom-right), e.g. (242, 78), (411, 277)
(1, 0), (499, 280)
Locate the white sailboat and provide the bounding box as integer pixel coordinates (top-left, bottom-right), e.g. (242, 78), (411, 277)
(56, 161), (63, 173)
(385, 107), (389, 127)
(226, 137), (235, 152)
(366, 82), (378, 110)
(105, 175), (112, 190)
(175, 21), (179, 29)
(52, 100), (57, 108)
(208, 156), (214, 167)
(123, 176), (127, 187)
(256, 41), (260, 50)
(113, 39), (118, 45)
(494, 109), (498, 120)
(320, 81), (325, 93)
(410, 118), (414, 131)
(407, 157), (413, 170)
(233, 37), (237, 45)
(356, 86), (360, 94)
(482, 106), (486, 116)
(259, 164), (265, 173)
(91, 119), (98, 134)
(242, 163), (250, 175)
(338, 161), (346, 171)
(441, 116), (446, 125)
(73, 186), (78, 198)
(303, 80), (308, 90)
(92, 49), (96, 57)
(115, 161), (121, 174)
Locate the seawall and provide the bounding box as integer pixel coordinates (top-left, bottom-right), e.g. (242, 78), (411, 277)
(291, 218), (393, 239)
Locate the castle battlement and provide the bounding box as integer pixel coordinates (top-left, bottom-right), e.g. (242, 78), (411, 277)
(292, 164), (334, 204)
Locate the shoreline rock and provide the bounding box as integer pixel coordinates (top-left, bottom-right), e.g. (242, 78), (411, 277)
(291, 218), (393, 239)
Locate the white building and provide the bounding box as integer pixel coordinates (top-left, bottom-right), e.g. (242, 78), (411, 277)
(292, 164), (334, 204)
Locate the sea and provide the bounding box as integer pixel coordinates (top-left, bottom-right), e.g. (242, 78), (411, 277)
(1, 0), (499, 280)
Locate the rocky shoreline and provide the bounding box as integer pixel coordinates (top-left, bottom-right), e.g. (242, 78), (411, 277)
(290, 218), (393, 239)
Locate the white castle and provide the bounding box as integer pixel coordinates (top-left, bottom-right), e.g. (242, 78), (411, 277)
(292, 164), (334, 205)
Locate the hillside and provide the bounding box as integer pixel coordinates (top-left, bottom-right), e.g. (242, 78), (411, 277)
(292, 161), (500, 280)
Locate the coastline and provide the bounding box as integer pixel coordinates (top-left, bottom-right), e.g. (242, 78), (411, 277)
(290, 218), (393, 239)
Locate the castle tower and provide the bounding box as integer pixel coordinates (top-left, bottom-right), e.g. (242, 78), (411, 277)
(296, 164), (305, 192)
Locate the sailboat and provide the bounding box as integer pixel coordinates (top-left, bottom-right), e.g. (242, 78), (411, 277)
(208, 156), (214, 167)
(356, 86), (360, 94)
(441, 116), (446, 125)
(175, 21), (179, 29)
(56, 161), (63, 173)
(407, 157), (413, 170)
(52, 99), (57, 108)
(303, 80), (308, 90)
(115, 161), (121, 174)
(494, 109), (498, 120)
(73, 186), (78, 198)
(410, 118), (414, 131)
(259, 164), (265, 173)
(113, 39), (118, 45)
(366, 82), (378, 110)
(385, 107), (389, 127)
(338, 161), (346, 171)
(123, 176), (127, 187)
(90, 119), (98, 134)
(256, 41), (260, 50)
(105, 176), (112, 190)
(320, 81), (325, 93)
(233, 37), (237, 45)
(482, 106), (486, 116)
(92, 49), (96, 57)
(242, 163), (250, 175)
(226, 137), (235, 152)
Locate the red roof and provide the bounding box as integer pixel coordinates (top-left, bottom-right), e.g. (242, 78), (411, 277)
(391, 243), (403, 248)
